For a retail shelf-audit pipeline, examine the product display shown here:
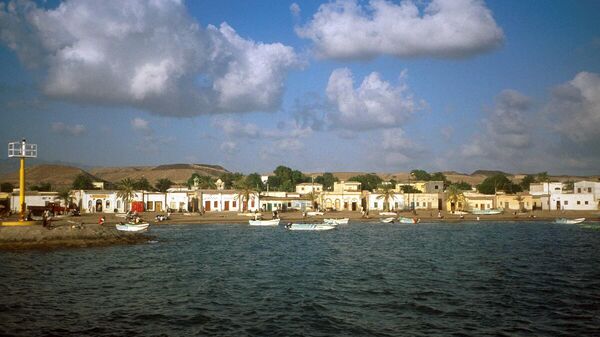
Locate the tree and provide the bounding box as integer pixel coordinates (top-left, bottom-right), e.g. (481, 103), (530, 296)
(376, 184), (396, 211)
(349, 174), (383, 191)
(234, 180), (256, 212)
(245, 173), (264, 192)
(315, 172), (338, 191)
(72, 174), (94, 190)
(520, 175), (536, 191)
(155, 178), (173, 212)
(56, 189), (74, 211)
(536, 172), (550, 183)
(31, 182), (52, 191)
(399, 185), (421, 193)
(451, 181), (472, 191)
(0, 182), (14, 192)
(305, 191), (319, 210)
(219, 172), (244, 189)
(116, 178), (136, 212)
(187, 173), (215, 189)
(477, 174), (522, 195)
(411, 169), (432, 181)
(133, 177), (152, 191)
(446, 184), (466, 212)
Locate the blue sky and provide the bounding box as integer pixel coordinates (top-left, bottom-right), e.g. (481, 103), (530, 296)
(0, 0), (599, 175)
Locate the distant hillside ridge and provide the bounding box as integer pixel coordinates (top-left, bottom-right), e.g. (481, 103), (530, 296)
(0, 164), (100, 190)
(471, 170), (512, 177)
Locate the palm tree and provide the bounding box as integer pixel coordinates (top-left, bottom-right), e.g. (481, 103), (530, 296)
(305, 191), (319, 210)
(234, 180), (256, 212)
(155, 178), (173, 212)
(446, 184), (465, 213)
(56, 189), (74, 213)
(117, 178), (136, 212)
(376, 183), (396, 211)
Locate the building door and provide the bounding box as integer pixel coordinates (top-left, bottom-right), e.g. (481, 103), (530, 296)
(204, 200), (211, 211)
(556, 200), (560, 210)
(95, 199), (103, 212)
(504, 202), (509, 209)
(155, 201), (162, 212)
(351, 202), (357, 211)
(427, 202), (432, 209)
(438, 199), (443, 210)
(224, 201), (230, 211)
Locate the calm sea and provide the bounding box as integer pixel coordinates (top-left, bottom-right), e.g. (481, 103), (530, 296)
(1, 222), (600, 336)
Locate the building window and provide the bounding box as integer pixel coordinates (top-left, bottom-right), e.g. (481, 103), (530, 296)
(564, 201), (568, 205)
(232, 201), (236, 208)
(585, 201), (589, 205)
(434, 185), (439, 189)
(214, 201), (218, 208)
(577, 201), (581, 205)
(146, 201), (153, 210)
(287, 202), (292, 207)
(301, 187), (304, 191)
(374, 202), (378, 208)
(588, 187), (592, 193)
(106, 200), (111, 209)
(117, 200), (121, 209)
(416, 202), (420, 207)
(578, 188), (581, 193)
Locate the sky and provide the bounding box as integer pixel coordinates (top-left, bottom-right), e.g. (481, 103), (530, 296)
(0, 0), (599, 175)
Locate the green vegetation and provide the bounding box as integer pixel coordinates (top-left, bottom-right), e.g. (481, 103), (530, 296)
(376, 184), (396, 211)
(520, 174), (536, 190)
(72, 174), (94, 190)
(154, 178), (173, 192)
(348, 173), (382, 191)
(399, 185), (421, 193)
(57, 189), (74, 210)
(477, 174), (523, 194)
(0, 182), (14, 192)
(187, 173), (216, 189)
(314, 172), (338, 191)
(266, 166), (308, 192)
(451, 181), (472, 191)
(219, 172), (245, 189)
(116, 178), (136, 211)
(133, 177), (152, 191)
(30, 182), (52, 191)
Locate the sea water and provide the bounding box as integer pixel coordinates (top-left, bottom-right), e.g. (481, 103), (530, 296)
(1, 222), (599, 336)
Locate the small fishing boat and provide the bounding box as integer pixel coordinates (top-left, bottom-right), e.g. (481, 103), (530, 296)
(116, 222), (150, 232)
(471, 209), (502, 215)
(380, 217), (395, 223)
(555, 218), (585, 224)
(324, 218), (349, 225)
(306, 211), (324, 216)
(398, 216), (420, 224)
(285, 223), (336, 231)
(249, 219), (280, 226)
(379, 212), (397, 216)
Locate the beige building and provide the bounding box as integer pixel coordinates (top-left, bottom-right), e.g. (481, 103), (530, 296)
(396, 181), (444, 194)
(463, 192), (496, 211)
(406, 193), (445, 210)
(496, 193), (534, 211)
(295, 183), (323, 195)
(321, 181), (362, 211)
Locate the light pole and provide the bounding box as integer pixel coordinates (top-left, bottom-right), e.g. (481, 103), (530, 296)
(8, 139), (37, 222)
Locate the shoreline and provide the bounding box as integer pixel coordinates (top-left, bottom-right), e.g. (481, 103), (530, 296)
(2, 210), (598, 251)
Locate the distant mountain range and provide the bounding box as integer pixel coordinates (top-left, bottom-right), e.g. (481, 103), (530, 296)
(0, 162), (597, 191)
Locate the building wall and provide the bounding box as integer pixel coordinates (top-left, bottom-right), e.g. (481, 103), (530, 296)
(368, 193), (405, 211)
(529, 182), (564, 195)
(496, 194), (534, 211)
(321, 192), (362, 211)
(295, 183), (323, 195)
(10, 193), (59, 212)
(333, 181), (361, 192)
(550, 194), (597, 211)
(463, 193), (495, 211)
(574, 181), (600, 199)
(406, 193), (444, 210)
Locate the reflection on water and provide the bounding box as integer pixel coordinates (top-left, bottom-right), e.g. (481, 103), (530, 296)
(1, 222), (600, 336)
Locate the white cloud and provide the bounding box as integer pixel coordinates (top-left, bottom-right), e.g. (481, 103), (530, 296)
(51, 122), (86, 136)
(380, 128), (425, 166)
(460, 89), (533, 161)
(220, 141), (238, 154)
(326, 68), (423, 130)
(290, 3), (301, 17)
(296, 0), (504, 60)
(130, 118), (150, 132)
(0, 0), (300, 116)
(546, 72), (600, 143)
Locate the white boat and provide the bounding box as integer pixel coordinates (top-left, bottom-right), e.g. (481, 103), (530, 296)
(471, 209), (502, 215)
(555, 218), (585, 224)
(306, 211), (324, 216)
(238, 212), (261, 217)
(324, 218), (349, 225)
(116, 222), (150, 232)
(286, 223), (336, 231)
(380, 217), (395, 223)
(398, 216), (420, 224)
(249, 219), (280, 226)
(379, 212), (397, 216)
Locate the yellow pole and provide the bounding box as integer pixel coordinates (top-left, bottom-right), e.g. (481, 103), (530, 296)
(19, 157), (25, 221)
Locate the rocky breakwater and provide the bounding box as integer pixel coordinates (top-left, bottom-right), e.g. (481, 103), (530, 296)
(0, 223), (152, 250)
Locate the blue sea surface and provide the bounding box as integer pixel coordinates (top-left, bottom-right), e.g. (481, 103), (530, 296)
(1, 222), (600, 336)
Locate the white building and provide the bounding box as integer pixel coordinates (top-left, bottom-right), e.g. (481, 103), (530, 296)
(295, 183), (323, 195)
(407, 193), (445, 210)
(529, 182), (564, 195)
(550, 193), (597, 211)
(368, 193), (404, 211)
(321, 181), (362, 211)
(198, 190), (260, 212)
(9, 191), (60, 213)
(574, 181), (600, 199)
(74, 190), (137, 213)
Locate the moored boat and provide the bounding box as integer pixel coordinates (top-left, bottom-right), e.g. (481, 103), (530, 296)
(324, 218), (349, 225)
(380, 217), (395, 223)
(398, 216), (420, 224)
(555, 218), (585, 224)
(285, 223), (336, 231)
(306, 211), (324, 216)
(471, 209), (502, 215)
(116, 222), (150, 232)
(249, 219), (280, 226)
(379, 212), (396, 216)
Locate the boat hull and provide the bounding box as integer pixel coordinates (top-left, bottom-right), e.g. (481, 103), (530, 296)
(116, 223), (150, 232)
(380, 217), (395, 223)
(286, 223), (336, 231)
(324, 218), (349, 225)
(555, 218), (585, 224)
(398, 217), (420, 224)
(249, 219), (280, 226)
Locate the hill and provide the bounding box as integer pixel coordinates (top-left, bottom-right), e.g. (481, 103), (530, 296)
(0, 164), (99, 190)
(89, 163), (229, 185)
